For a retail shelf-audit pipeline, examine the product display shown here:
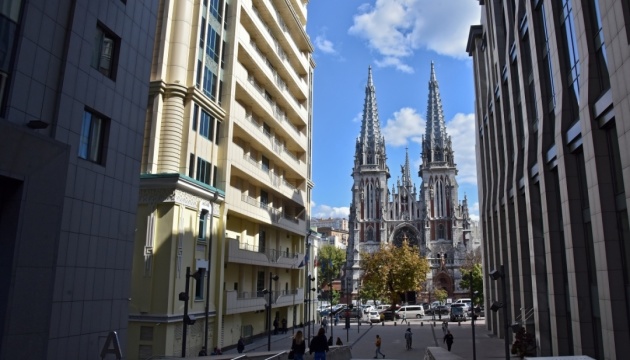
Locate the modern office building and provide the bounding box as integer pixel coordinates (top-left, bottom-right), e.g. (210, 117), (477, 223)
(467, 0), (630, 358)
(128, 0), (314, 358)
(0, 1), (158, 359)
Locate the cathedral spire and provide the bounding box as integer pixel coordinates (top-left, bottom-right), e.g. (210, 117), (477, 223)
(401, 147), (412, 186)
(422, 62), (453, 167)
(355, 66), (388, 172)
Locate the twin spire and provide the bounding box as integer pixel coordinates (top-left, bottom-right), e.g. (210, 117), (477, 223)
(355, 63), (453, 172)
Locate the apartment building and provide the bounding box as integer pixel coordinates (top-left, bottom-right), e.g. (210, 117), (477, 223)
(128, 0), (314, 358)
(0, 1), (158, 359)
(467, 0), (630, 358)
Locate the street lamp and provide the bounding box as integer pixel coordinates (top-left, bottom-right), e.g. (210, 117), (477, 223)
(489, 265), (510, 360)
(266, 273), (280, 351)
(469, 270), (477, 360)
(180, 267), (202, 357)
(306, 274), (315, 345)
(204, 193), (218, 351)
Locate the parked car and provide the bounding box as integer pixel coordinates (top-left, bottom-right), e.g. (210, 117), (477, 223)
(375, 304), (391, 311)
(379, 305), (400, 321)
(396, 305), (425, 319)
(426, 305), (450, 316)
(367, 310), (381, 323)
(339, 308), (362, 320)
(450, 304), (468, 322)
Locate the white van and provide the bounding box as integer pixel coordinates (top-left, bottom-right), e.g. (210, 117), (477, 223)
(396, 305), (425, 319)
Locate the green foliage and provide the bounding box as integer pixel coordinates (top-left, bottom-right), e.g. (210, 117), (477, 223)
(458, 263), (484, 306)
(332, 290), (340, 305)
(360, 240), (430, 305)
(317, 245), (346, 286)
(434, 288), (448, 303)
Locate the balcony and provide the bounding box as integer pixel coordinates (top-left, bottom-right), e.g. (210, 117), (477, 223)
(227, 238), (305, 268)
(224, 287), (305, 315)
(224, 290), (266, 315)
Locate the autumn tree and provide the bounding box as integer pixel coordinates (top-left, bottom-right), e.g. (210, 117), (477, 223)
(434, 288), (448, 304)
(360, 240), (430, 306)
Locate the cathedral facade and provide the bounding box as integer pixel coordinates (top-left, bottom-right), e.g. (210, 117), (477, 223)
(345, 64), (473, 302)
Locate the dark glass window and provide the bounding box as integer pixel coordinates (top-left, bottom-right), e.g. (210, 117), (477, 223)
(196, 157), (212, 185)
(91, 23), (120, 79)
(79, 109), (108, 164)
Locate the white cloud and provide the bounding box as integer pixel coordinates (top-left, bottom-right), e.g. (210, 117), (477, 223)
(351, 111), (363, 123)
(381, 107), (425, 147)
(469, 201), (479, 221)
(374, 56), (414, 73)
(446, 113), (477, 185)
(348, 0), (481, 71)
(315, 35), (337, 54)
(311, 203), (350, 218)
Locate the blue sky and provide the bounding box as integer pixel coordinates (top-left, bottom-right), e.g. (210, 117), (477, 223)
(306, 0), (481, 221)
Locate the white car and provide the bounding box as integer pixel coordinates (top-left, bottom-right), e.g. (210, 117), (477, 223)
(367, 310), (381, 323)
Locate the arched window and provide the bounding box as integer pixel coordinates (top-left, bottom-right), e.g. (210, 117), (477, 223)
(438, 224), (445, 239)
(367, 227), (374, 241)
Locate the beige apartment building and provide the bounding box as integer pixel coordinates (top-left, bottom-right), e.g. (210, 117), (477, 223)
(468, 0), (630, 359)
(128, 0), (314, 358)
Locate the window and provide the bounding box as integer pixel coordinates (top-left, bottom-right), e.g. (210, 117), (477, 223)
(196, 157), (212, 185)
(198, 209), (209, 241)
(79, 109), (108, 164)
(195, 268), (205, 300)
(91, 23), (119, 79)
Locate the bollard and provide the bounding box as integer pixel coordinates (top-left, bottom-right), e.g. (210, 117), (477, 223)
(421, 322), (423, 326)
(458, 321), (461, 326)
(382, 321), (384, 326)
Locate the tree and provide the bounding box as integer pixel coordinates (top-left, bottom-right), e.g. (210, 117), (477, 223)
(317, 245), (346, 285)
(360, 240), (430, 306)
(434, 288), (448, 304)
(459, 263), (484, 306)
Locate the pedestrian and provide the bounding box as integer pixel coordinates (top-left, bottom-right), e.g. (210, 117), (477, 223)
(373, 334), (385, 359)
(321, 316), (328, 333)
(442, 321), (448, 335)
(198, 346), (208, 356)
(443, 330), (454, 351)
(327, 335), (333, 346)
(334, 313), (339, 326)
(336, 337), (343, 346)
(273, 317), (279, 335)
(282, 318), (288, 334)
(309, 327), (329, 360)
(291, 330), (306, 360)
(404, 328), (413, 350)
(237, 337), (245, 354)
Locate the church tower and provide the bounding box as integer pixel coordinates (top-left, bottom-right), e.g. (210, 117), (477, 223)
(419, 62), (471, 296)
(346, 67), (390, 292)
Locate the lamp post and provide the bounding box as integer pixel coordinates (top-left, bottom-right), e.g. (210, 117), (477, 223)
(489, 265), (510, 360)
(204, 194), (218, 351)
(266, 272), (279, 351)
(306, 275), (314, 345)
(180, 267), (202, 357)
(469, 270), (477, 360)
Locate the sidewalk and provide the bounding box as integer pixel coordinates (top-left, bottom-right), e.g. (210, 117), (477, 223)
(222, 317), (513, 360)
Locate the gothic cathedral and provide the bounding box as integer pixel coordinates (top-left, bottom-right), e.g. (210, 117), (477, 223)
(345, 64), (472, 302)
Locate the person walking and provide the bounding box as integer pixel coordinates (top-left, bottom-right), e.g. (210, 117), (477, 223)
(373, 334), (385, 359)
(309, 328), (329, 360)
(404, 328), (413, 350)
(321, 316), (328, 333)
(237, 337), (245, 354)
(273, 317), (279, 335)
(282, 318), (288, 334)
(442, 321), (448, 335)
(291, 330), (306, 360)
(443, 330), (454, 351)
(335, 337), (343, 346)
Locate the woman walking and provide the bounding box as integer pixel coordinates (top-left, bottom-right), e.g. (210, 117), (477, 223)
(374, 334), (385, 359)
(291, 330), (306, 360)
(309, 328), (329, 360)
(443, 330), (454, 351)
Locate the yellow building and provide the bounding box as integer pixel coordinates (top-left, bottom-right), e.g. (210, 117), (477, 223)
(128, 0), (315, 358)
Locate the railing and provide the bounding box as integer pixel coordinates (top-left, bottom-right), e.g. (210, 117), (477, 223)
(237, 291), (268, 300)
